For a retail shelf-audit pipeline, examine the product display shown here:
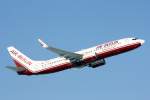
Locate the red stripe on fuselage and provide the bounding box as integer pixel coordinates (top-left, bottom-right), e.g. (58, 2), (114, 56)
(84, 42), (141, 63)
(34, 42), (141, 75)
(14, 42), (141, 75)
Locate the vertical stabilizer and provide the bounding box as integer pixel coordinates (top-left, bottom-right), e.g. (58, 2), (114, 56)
(7, 46), (34, 73)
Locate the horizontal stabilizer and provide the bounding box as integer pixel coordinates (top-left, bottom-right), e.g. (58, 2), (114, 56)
(6, 66), (26, 72)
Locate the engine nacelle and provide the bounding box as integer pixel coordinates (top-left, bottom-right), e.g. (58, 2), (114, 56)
(89, 59), (106, 68)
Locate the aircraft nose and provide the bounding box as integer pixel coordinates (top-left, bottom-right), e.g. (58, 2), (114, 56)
(139, 39), (145, 45)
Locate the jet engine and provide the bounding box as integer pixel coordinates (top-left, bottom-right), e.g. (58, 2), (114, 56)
(89, 59), (106, 68)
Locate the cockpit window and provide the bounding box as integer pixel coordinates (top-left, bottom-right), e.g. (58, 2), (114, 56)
(132, 38), (138, 40)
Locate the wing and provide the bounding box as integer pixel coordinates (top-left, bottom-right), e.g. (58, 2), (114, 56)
(38, 39), (83, 61)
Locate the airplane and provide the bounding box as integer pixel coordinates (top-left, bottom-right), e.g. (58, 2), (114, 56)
(7, 37), (145, 75)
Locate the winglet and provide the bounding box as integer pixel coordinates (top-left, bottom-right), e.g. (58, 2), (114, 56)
(38, 39), (48, 48)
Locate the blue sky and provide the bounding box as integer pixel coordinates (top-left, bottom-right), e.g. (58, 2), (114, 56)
(0, 0), (149, 100)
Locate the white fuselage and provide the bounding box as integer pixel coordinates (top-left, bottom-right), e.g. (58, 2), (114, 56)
(25, 37), (144, 74)
(7, 37), (144, 75)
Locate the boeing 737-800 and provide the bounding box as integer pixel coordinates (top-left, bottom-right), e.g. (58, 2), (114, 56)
(7, 37), (145, 75)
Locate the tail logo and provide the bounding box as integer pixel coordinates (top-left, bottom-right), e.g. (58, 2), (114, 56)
(10, 49), (32, 66)
(10, 50), (18, 56)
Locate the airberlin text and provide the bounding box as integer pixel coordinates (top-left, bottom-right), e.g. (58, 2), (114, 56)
(96, 41), (119, 50)
(10, 50), (32, 66)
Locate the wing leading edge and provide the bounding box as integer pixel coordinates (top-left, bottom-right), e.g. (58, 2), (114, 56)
(38, 39), (83, 61)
